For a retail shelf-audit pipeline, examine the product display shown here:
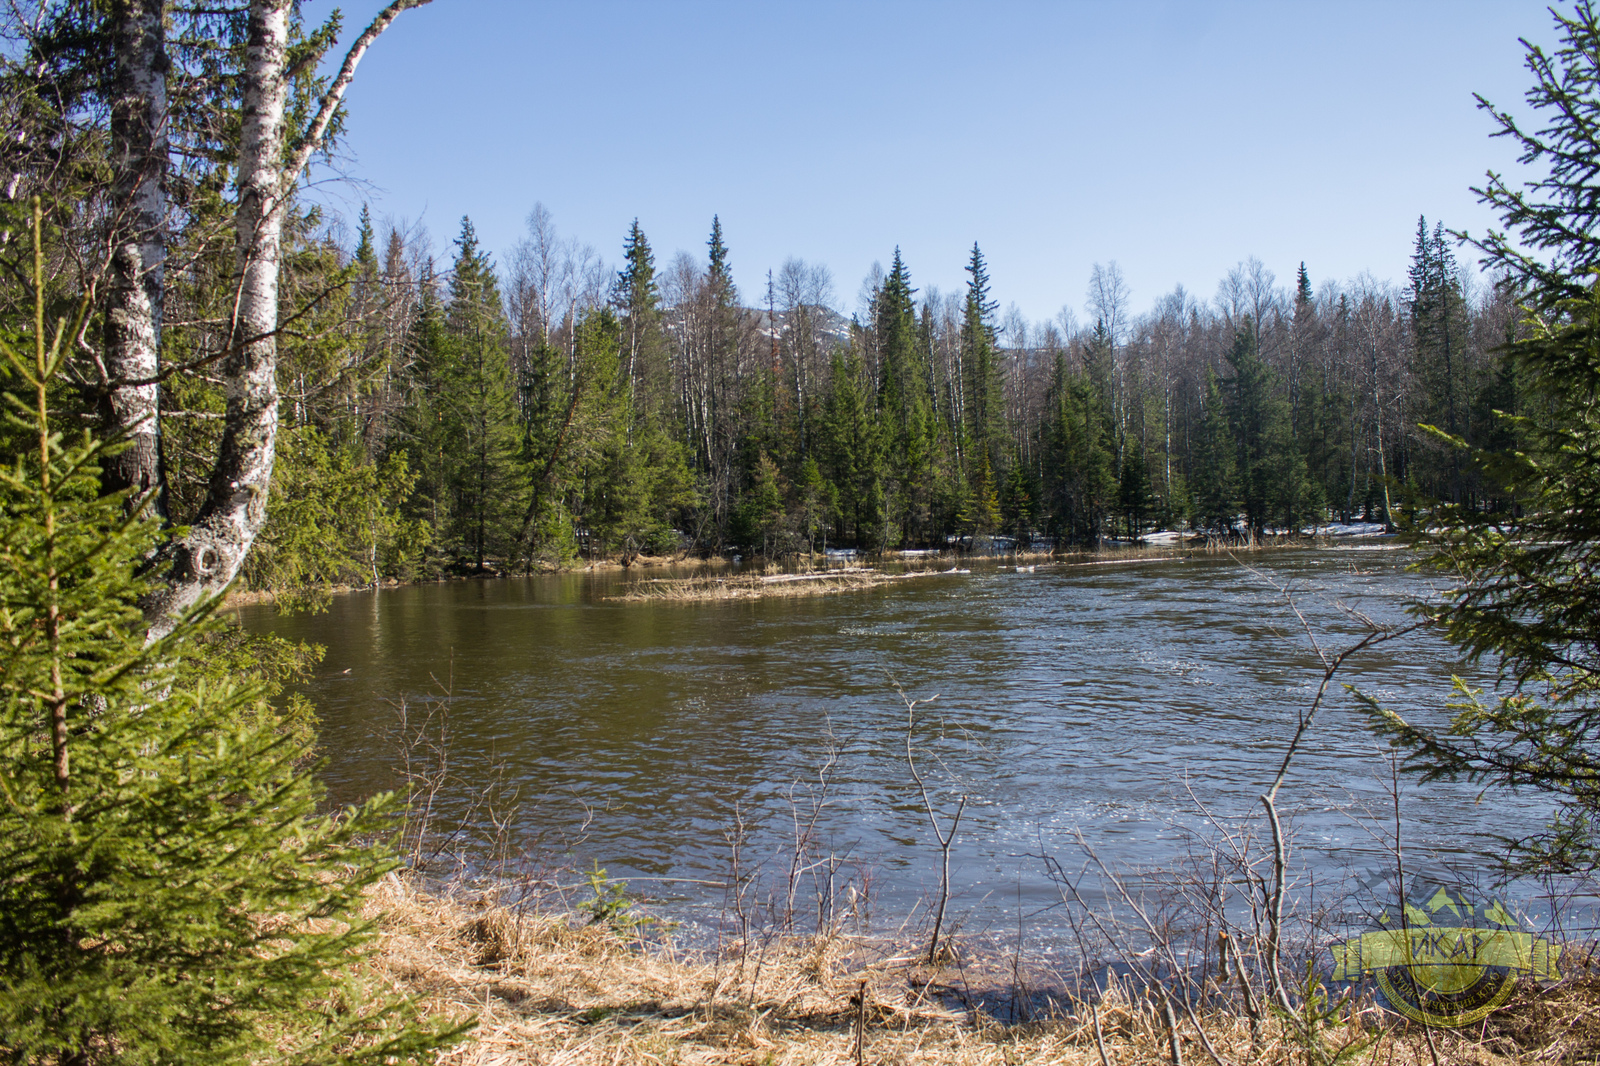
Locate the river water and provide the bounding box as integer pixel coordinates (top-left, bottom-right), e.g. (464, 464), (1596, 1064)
(239, 547), (1574, 946)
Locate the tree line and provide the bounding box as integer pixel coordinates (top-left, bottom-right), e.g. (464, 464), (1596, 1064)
(227, 204), (1525, 590)
(4, 2), (1600, 1060)
(0, 1), (1530, 606)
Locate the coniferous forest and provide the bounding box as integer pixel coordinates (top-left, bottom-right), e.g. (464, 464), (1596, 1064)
(237, 206), (1522, 589)
(99, 195), (1526, 596)
(0, 9), (1529, 601)
(11, 0), (1600, 1061)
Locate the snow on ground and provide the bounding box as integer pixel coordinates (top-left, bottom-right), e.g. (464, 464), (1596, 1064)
(1316, 521), (1392, 537)
(1128, 522), (1394, 544)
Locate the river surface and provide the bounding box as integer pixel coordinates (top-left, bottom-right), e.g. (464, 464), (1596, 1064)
(240, 547), (1576, 947)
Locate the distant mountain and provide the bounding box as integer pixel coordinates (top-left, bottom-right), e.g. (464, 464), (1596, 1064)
(746, 305), (854, 350)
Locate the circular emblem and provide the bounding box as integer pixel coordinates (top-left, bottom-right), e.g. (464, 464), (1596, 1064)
(1330, 883), (1559, 1027)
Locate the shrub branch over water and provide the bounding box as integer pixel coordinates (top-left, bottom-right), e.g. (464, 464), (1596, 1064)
(1367, 0), (1600, 876)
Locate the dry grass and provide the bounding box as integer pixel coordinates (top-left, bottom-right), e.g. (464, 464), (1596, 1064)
(359, 875), (1598, 1066)
(610, 567), (968, 603)
(1466, 951), (1600, 1064)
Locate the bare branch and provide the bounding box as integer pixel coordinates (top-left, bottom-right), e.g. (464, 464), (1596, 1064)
(285, 0), (434, 186)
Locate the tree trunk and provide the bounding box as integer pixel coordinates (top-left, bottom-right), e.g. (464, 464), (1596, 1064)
(144, 0), (290, 641)
(142, 0), (432, 638)
(100, 0), (168, 518)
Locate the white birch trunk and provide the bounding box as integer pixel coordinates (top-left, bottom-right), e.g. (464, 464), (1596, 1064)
(101, 0), (168, 516)
(144, 0), (290, 640)
(145, 0), (431, 637)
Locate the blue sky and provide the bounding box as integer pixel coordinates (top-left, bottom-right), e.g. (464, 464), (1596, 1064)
(312, 0), (1562, 324)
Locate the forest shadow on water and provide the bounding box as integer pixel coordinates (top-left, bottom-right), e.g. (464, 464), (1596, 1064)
(241, 546), (1593, 965)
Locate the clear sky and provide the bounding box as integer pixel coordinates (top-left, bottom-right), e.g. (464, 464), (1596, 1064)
(312, 0), (1564, 325)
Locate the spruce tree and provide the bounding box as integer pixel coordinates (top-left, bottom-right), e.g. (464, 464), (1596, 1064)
(441, 217), (522, 571)
(1368, 1), (1600, 872)
(0, 202), (455, 1064)
(1118, 440), (1152, 539)
(961, 244), (1006, 475)
(355, 203), (377, 271)
(614, 219), (667, 428)
(703, 216), (740, 543)
(1042, 349), (1115, 543)
(732, 451), (786, 555)
(959, 453), (1002, 536)
(708, 214), (731, 288)
(1224, 319), (1295, 536)
(1193, 367), (1239, 534)
(1407, 216), (1472, 502)
(1001, 460), (1037, 540)
(796, 456), (836, 554)
(820, 347), (883, 546)
(573, 308), (657, 556)
(875, 249), (933, 544)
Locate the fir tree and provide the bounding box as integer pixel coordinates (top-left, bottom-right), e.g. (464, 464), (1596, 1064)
(1367, 1), (1600, 872)
(875, 249), (933, 544)
(442, 217), (522, 571)
(961, 243), (1005, 474)
(0, 202), (455, 1064)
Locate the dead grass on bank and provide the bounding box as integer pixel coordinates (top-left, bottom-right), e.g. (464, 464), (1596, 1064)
(1471, 958), (1600, 1064)
(224, 538), (1393, 610)
(610, 567), (968, 603)
(359, 875), (1599, 1066)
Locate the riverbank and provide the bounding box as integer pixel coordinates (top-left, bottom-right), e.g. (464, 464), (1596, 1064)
(365, 876), (1596, 1065)
(610, 565), (971, 602)
(221, 553), (697, 608)
(226, 529), (1399, 611)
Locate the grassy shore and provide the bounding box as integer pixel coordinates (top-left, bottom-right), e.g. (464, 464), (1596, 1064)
(362, 876), (1598, 1066)
(224, 535), (1399, 610)
(610, 566), (971, 602)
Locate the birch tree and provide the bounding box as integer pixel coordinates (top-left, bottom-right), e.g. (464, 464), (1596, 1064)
(125, 0), (432, 637)
(99, 0), (168, 516)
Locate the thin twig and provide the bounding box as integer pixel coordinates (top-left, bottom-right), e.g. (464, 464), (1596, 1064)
(1092, 1000), (1113, 1066)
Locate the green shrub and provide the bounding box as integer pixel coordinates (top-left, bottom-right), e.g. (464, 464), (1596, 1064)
(0, 204), (460, 1063)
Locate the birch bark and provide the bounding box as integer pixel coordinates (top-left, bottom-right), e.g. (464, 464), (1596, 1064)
(100, 0), (168, 517)
(144, 0), (432, 637)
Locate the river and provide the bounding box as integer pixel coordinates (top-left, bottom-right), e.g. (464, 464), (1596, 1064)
(239, 546), (1575, 949)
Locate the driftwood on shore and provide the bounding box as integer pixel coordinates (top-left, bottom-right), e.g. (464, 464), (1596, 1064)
(609, 566), (970, 602)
